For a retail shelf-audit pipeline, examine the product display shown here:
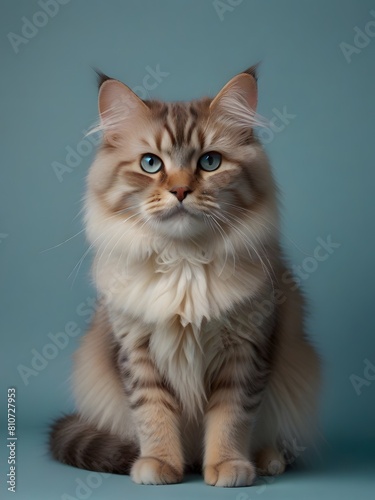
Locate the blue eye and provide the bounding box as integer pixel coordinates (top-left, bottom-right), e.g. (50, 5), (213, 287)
(140, 154), (163, 174)
(198, 152), (222, 172)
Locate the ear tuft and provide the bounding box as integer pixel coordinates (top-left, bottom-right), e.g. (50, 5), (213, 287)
(242, 62), (260, 83)
(93, 68), (113, 90)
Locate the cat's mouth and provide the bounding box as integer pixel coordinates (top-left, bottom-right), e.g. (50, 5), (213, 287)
(159, 204), (197, 221)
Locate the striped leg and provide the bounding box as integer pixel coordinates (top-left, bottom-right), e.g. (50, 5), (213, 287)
(118, 344), (184, 485)
(203, 343), (269, 487)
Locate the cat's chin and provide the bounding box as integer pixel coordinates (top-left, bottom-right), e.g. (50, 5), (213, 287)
(151, 206), (206, 239)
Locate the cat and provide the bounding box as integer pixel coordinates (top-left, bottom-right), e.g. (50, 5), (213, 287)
(49, 66), (320, 487)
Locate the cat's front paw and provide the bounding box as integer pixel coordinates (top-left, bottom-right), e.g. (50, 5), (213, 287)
(130, 457), (183, 485)
(204, 459), (256, 487)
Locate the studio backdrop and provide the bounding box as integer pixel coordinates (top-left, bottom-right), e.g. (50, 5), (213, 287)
(1, 1), (374, 499)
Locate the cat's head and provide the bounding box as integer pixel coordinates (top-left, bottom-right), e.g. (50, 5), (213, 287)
(85, 67), (278, 257)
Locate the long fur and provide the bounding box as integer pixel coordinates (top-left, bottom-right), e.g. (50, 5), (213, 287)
(50, 68), (320, 487)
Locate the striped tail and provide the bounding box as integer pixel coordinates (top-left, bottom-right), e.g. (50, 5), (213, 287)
(49, 414), (139, 474)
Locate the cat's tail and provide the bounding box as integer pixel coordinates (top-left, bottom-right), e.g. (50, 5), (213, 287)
(49, 414), (139, 474)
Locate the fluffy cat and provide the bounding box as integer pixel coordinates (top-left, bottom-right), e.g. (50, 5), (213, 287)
(49, 66), (320, 487)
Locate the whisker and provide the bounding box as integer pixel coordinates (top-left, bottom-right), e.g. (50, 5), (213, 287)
(219, 201), (312, 256)
(67, 206), (141, 286)
(40, 228), (86, 253)
(205, 214), (236, 276)
(213, 210), (275, 292)
(93, 212), (142, 283)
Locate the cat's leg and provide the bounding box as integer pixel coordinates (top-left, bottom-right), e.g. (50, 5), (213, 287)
(203, 341), (269, 487)
(253, 284), (320, 474)
(254, 336), (320, 473)
(119, 342), (184, 485)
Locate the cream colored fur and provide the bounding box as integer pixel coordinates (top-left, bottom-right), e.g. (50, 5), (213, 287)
(69, 70), (320, 486)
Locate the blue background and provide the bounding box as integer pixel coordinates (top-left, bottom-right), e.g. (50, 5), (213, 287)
(1, 0), (374, 498)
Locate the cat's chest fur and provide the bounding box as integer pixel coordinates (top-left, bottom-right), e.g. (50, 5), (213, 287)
(97, 245), (264, 414)
(97, 243), (263, 327)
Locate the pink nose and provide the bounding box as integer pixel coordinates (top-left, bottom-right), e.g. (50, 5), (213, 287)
(170, 186), (192, 202)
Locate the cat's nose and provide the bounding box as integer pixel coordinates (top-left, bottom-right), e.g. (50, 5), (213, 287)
(169, 186), (192, 202)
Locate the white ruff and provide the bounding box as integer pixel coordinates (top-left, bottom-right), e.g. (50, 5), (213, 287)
(95, 232), (262, 325)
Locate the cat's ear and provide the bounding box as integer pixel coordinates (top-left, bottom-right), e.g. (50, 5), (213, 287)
(98, 78), (149, 146)
(209, 69), (258, 128)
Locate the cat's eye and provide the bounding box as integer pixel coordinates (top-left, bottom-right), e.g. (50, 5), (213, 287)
(140, 153), (163, 174)
(198, 152), (222, 172)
